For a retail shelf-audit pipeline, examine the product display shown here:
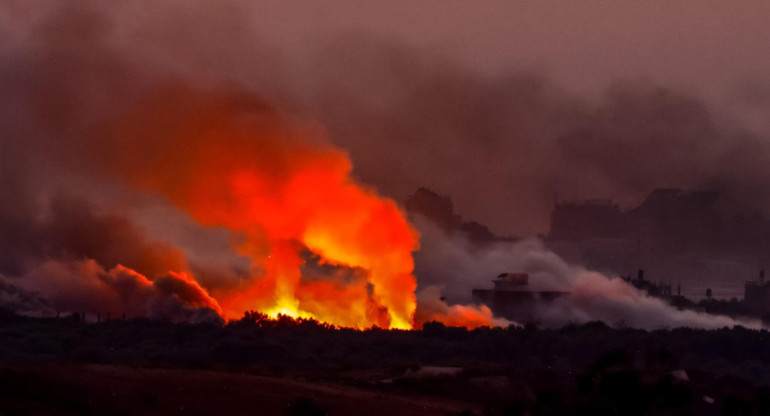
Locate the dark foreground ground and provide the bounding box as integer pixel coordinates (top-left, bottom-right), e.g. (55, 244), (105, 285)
(2, 310), (770, 415)
(0, 364), (474, 416)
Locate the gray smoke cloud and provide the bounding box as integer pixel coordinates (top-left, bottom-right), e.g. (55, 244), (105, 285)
(0, 1), (251, 319)
(0, 278), (55, 317)
(412, 216), (761, 330)
(0, 194), (228, 321)
(8, 259), (222, 323)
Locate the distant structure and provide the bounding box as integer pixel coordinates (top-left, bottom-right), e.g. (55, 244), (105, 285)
(745, 270), (770, 314)
(472, 273), (567, 323)
(551, 188), (713, 234)
(549, 199), (623, 241)
(622, 269), (673, 298)
(547, 188), (736, 278)
(669, 282), (689, 309)
(549, 188), (722, 249)
(404, 187), (509, 242)
(493, 273), (529, 290)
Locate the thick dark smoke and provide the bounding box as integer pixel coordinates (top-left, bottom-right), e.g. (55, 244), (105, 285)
(0, 2), (231, 319)
(0, 197), (187, 278)
(1, 1), (768, 327)
(0, 278), (54, 316)
(303, 37), (770, 236)
(301, 35), (770, 298)
(0, 189), (225, 320)
(4, 4), (770, 239)
(16, 260), (222, 323)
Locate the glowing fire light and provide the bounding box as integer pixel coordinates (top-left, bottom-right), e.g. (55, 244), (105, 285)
(107, 86), (419, 329)
(100, 86), (502, 330)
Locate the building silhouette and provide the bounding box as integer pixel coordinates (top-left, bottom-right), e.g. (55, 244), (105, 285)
(472, 273), (567, 323)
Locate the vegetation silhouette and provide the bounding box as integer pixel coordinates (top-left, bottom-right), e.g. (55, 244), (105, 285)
(2, 308), (770, 414)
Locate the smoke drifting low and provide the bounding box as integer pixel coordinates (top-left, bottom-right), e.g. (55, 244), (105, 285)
(19, 260), (222, 323)
(0, 194), (221, 321)
(412, 216), (760, 330)
(0, 197), (187, 279)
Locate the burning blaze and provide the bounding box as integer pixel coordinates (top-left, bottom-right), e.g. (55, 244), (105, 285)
(105, 86), (418, 329)
(414, 287), (512, 329)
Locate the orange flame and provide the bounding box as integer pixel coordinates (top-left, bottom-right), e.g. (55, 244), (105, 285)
(106, 86), (418, 329)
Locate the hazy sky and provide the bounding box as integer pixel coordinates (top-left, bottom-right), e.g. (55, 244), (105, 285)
(244, 1), (770, 99)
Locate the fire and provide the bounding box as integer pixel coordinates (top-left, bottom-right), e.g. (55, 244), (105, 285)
(105, 86), (418, 329)
(418, 304), (502, 330)
(413, 287), (510, 329)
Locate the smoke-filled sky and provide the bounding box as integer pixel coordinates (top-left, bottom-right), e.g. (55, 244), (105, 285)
(5, 1), (770, 236)
(2, 1), (770, 328)
(150, 0), (770, 236)
(250, 1), (770, 97)
(267, 1), (770, 236)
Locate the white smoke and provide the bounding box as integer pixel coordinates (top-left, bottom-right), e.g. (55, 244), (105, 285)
(413, 216), (762, 330)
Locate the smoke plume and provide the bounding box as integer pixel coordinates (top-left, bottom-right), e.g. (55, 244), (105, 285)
(17, 260), (222, 323)
(412, 216), (761, 330)
(94, 84), (420, 329)
(1, 1), (767, 329)
(1, 2), (424, 328)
